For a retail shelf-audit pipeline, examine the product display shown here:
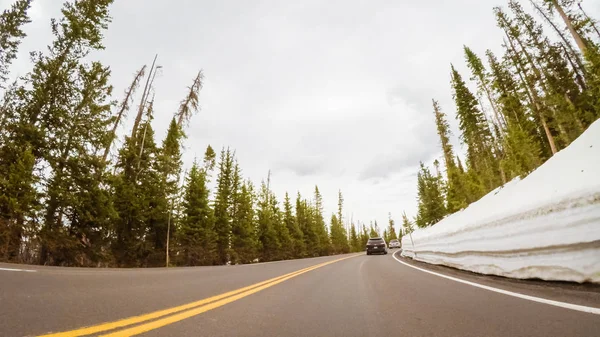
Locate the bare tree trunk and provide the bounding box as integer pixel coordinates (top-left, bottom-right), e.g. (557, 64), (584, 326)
(102, 65), (146, 164)
(131, 54), (157, 139)
(551, 0), (587, 53)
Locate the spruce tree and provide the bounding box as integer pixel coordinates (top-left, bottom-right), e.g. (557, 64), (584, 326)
(257, 175), (280, 262)
(369, 223), (378, 238)
(387, 213), (398, 241)
(283, 192), (304, 258)
(329, 190), (349, 254)
(451, 65), (499, 196)
(271, 191), (292, 260)
(415, 162), (447, 228)
(230, 179), (259, 264)
(177, 161), (216, 266)
(313, 186), (331, 255)
(0, 0), (32, 87)
(213, 148), (234, 264)
(464, 46), (505, 128)
(349, 223), (360, 252)
(432, 99), (469, 212)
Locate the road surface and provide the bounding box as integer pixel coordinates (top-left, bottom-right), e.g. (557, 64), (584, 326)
(1, 250), (599, 336)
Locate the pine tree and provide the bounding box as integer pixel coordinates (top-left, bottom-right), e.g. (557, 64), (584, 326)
(464, 46), (505, 128)
(257, 173), (280, 262)
(213, 148), (234, 264)
(0, 0), (117, 266)
(415, 162), (447, 228)
(313, 186), (331, 255)
(0, 144), (38, 261)
(451, 65), (499, 196)
(271, 191), (292, 260)
(387, 213), (398, 241)
(349, 223), (360, 252)
(0, 0), (32, 87)
(369, 223), (378, 238)
(359, 223), (369, 247)
(329, 190), (349, 254)
(402, 212), (414, 235)
(496, 6), (560, 156)
(283, 192), (304, 258)
(230, 177), (258, 264)
(432, 99), (469, 212)
(112, 115), (162, 267)
(177, 161), (216, 266)
(154, 118), (183, 266)
(485, 50), (543, 179)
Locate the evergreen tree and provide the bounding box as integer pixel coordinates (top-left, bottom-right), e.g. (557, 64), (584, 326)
(283, 192), (304, 258)
(369, 222), (378, 238)
(486, 49), (543, 179)
(401, 212), (414, 238)
(432, 100), (469, 212)
(296, 193), (319, 257)
(415, 162), (447, 228)
(451, 65), (499, 196)
(112, 117), (162, 267)
(271, 191), (292, 260)
(349, 223), (360, 252)
(213, 148), (234, 264)
(330, 190), (349, 254)
(464, 45), (505, 128)
(177, 161), (216, 266)
(359, 223), (369, 247)
(0, 0), (32, 87)
(230, 178), (259, 264)
(257, 174), (280, 262)
(313, 186), (331, 255)
(387, 213), (398, 241)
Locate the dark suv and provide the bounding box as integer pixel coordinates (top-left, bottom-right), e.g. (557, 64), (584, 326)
(366, 237), (388, 255)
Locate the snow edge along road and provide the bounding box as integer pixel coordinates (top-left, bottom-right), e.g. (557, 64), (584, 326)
(392, 250), (600, 315)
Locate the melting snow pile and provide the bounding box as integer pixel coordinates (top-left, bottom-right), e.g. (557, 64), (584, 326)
(401, 119), (600, 283)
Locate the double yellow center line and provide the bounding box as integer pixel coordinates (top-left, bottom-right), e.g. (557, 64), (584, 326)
(38, 254), (357, 337)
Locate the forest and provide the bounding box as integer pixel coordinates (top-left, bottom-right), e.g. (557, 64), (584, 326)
(409, 0), (600, 232)
(0, 0), (598, 267)
(0, 0), (396, 267)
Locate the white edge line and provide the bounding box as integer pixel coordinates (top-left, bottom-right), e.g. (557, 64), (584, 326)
(392, 251), (600, 315)
(0, 267), (37, 272)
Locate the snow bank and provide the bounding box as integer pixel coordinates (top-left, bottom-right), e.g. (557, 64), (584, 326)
(401, 119), (600, 284)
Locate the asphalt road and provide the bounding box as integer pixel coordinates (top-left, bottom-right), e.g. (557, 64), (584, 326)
(1, 250), (599, 337)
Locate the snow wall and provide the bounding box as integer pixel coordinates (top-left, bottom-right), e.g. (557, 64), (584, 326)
(401, 119), (600, 284)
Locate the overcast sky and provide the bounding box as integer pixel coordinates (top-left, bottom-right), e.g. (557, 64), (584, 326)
(3, 0), (599, 233)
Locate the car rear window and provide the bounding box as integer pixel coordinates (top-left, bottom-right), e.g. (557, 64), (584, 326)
(368, 238), (383, 242)
(390, 239), (399, 243)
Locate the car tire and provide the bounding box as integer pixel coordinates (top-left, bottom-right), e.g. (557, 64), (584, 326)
(366, 252), (370, 255)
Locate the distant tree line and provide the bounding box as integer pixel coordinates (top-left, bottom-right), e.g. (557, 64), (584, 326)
(0, 0), (401, 267)
(402, 0), (600, 232)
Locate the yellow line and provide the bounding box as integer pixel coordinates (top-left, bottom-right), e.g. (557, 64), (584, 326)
(99, 255), (356, 337)
(37, 266), (313, 337)
(37, 255), (357, 337)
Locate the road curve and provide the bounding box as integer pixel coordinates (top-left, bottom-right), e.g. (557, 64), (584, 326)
(1, 251), (599, 337)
